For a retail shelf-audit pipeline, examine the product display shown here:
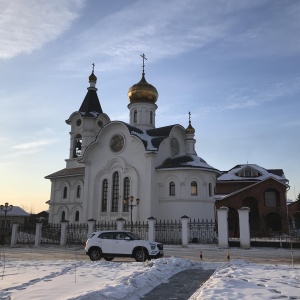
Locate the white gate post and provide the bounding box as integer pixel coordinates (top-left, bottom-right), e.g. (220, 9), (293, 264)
(217, 207), (229, 248)
(147, 217), (156, 242)
(11, 222), (19, 247)
(60, 220), (69, 246)
(87, 219), (96, 238)
(238, 207), (251, 249)
(34, 222), (43, 247)
(181, 215), (190, 247)
(116, 218), (125, 231)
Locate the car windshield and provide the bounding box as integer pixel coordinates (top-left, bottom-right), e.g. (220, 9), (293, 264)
(126, 232), (141, 240)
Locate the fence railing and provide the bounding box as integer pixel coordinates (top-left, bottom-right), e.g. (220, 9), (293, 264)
(67, 223), (88, 245)
(189, 219), (217, 244)
(16, 224), (35, 245)
(41, 224), (61, 245)
(124, 221), (149, 240)
(155, 220), (182, 245)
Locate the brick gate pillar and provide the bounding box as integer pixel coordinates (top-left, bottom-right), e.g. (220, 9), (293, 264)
(238, 207), (251, 249)
(217, 207), (229, 248)
(11, 222), (19, 247)
(181, 215), (190, 247)
(34, 222), (43, 247)
(147, 217), (156, 242)
(60, 220), (69, 246)
(87, 219), (96, 238)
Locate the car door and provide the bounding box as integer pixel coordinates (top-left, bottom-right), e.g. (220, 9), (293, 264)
(113, 232), (133, 255)
(98, 232), (114, 254)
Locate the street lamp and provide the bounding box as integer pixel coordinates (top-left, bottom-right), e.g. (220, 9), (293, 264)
(123, 196), (140, 231)
(0, 202), (13, 244)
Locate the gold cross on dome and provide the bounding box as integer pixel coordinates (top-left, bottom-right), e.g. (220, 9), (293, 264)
(140, 53), (147, 74)
(92, 63), (95, 72)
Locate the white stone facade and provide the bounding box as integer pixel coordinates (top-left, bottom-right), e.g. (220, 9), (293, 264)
(46, 68), (219, 223)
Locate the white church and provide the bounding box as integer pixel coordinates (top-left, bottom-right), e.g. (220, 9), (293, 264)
(46, 57), (220, 224)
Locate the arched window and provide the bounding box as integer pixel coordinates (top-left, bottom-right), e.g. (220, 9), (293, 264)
(111, 172), (119, 212)
(101, 179), (108, 212)
(75, 211), (79, 222)
(63, 187), (68, 199)
(73, 134), (82, 158)
(61, 211), (65, 221)
(191, 181), (197, 196)
(169, 181), (175, 196)
(76, 185), (81, 198)
(133, 110), (137, 123)
(264, 189), (279, 206)
(123, 177), (130, 212)
(150, 111), (153, 124)
(209, 183), (212, 197)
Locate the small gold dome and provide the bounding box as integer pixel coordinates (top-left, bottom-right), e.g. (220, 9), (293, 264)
(128, 74), (158, 104)
(185, 123), (195, 134)
(89, 71), (97, 82)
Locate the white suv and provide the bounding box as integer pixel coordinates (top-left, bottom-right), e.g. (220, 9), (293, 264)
(85, 230), (164, 262)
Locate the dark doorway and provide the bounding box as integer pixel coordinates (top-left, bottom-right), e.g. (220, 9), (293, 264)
(265, 212), (282, 231)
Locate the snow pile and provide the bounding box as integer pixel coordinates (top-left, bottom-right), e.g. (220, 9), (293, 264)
(192, 259), (300, 300)
(0, 257), (213, 300)
(1, 257), (300, 299)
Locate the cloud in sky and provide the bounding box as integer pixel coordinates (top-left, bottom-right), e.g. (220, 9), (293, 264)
(57, 0), (300, 72)
(0, 0), (86, 59)
(12, 139), (57, 150)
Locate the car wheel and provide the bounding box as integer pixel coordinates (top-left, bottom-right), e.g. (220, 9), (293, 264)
(134, 248), (147, 262)
(89, 248), (102, 261)
(104, 257), (114, 261)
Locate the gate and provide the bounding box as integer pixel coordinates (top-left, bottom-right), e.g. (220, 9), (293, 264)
(188, 219), (217, 244)
(155, 220), (181, 244)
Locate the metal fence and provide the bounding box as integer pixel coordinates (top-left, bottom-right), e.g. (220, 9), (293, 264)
(41, 224), (61, 245)
(155, 220), (182, 245)
(94, 221), (117, 231)
(0, 227), (12, 245)
(188, 219), (217, 244)
(124, 221), (149, 240)
(67, 223), (88, 245)
(16, 224), (35, 245)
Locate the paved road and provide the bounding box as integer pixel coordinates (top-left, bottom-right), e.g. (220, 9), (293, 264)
(1, 244), (299, 265)
(142, 268), (215, 300)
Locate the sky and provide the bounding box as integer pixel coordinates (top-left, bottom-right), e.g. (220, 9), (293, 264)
(1, 256), (300, 299)
(0, 0), (300, 213)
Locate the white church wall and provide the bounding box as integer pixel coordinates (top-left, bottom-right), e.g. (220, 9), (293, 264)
(156, 169), (216, 220)
(81, 122), (155, 222)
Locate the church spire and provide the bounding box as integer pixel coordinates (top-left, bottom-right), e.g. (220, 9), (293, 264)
(185, 111), (195, 134)
(78, 64), (103, 115)
(185, 111), (196, 155)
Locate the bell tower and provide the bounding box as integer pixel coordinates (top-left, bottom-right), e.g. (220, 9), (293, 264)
(65, 64), (110, 168)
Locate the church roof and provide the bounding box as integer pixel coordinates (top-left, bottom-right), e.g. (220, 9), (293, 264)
(0, 206), (30, 217)
(157, 155), (220, 172)
(122, 123), (177, 151)
(45, 167), (85, 179)
(217, 164), (288, 183)
(78, 89), (103, 117)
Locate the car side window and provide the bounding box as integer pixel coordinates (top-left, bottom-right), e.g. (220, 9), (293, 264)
(99, 232), (114, 239)
(114, 232), (127, 240)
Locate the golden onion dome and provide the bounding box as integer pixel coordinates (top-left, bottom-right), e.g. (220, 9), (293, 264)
(128, 74), (158, 104)
(89, 71), (97, 82)
(185, 123), (195, 134)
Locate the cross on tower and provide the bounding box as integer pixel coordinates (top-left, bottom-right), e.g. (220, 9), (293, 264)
(140, 53), (147, 75)
(92, 63), (95, 73)
(188, 111), (191, 124)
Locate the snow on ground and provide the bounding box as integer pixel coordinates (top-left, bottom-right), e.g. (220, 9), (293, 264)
(0, 257), (299, 300)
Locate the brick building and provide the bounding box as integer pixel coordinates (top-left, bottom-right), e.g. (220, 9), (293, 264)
(215, 164), (289, 234)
